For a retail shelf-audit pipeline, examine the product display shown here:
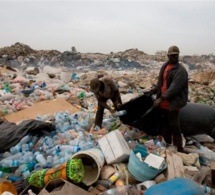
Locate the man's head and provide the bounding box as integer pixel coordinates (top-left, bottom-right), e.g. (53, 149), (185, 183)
(167, 45), (180, 64)
(90, 78), (101, 93)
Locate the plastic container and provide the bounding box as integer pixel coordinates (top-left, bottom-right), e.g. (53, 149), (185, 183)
(71, 148), (105, 186)
(61, 70), (72, 83)
(127, 144), (166, 182)
(145, 178), (205, 195)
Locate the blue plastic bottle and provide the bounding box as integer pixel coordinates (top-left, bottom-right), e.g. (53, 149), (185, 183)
(145, 178), (205, 195)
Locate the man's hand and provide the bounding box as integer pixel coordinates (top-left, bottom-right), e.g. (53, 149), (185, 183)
(153, 97), (163, 107)
(115, 103), (122, 110)
(110, 108), (116, 115)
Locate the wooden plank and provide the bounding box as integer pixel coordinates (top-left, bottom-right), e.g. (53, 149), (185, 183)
(4, 99), (79, 123)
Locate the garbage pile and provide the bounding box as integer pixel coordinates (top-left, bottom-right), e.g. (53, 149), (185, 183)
(0, 43), (215, 195)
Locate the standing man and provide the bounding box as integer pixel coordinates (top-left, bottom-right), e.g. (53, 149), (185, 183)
(148, 46), (188, 152)
(90, 76), (122, 129)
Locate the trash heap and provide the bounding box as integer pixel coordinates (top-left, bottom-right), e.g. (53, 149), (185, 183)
(0, 43), (215, 195)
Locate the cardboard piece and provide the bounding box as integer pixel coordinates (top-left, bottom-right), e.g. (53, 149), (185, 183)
(98, 130), (130, 164)
(4, 99), (79, 123)
(38, 179), (91, 195)
(166, 150), (185, 180)
(144, 153), (165, 170)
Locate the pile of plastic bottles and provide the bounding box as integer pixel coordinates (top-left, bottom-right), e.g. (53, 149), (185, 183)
(0, 111), (99, 181)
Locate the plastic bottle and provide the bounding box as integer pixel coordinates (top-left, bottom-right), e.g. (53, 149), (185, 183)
(35, 152), (47, 167)
(46, 156), (53, 168)
(28, 136), (39, 148)
(108, 172), (120, 185)
(99, 186), (129, 195)
(19, 135), (32, 145)
(58, 150), (73, 158)
(45, 137), (54, 148)
(46, 145), (60, 155)
(0, 160), (19, 168)
(195, 142), (215, 165)
(0, 171), (22, 182)
(4, 83), (11, 93)
(28, 189), (37, 195)
(22, 144), (30, 152)
(34, 137), (45, 150)
(155, 140), (166, 149)
(15, 161), (36, 176)
(2, 152), (12, 158)
(200, 185), (215, 194)
(19, 152), (34, 164)
(34, 163), (43, 171)
(52, 155), (70, 167)
(112, 110), (127, 117)
(2, 152), (22, 160)
(10, 145), (21, 154)
(58, 145), (81, 153)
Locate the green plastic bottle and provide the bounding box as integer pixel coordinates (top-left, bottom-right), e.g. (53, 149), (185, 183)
(79, 92), (85, 99)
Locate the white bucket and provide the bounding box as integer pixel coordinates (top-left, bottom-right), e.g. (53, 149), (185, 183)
(71, 148), (105, 186)
(61, 71), (72, 83)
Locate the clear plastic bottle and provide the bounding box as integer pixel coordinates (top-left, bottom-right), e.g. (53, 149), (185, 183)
(28, 136), (39, 148)
(15, 161), (36, 176)
(44, 137), (54, 148)
(200, 185), (215, 194)
(58, 145), (81, 153)
(19, 135), (32, 145)
(2, 152), (12, 158)
(0, 171), (22, 182)
(0, 159), (19, 168)
(46, 156), (53, 168)
(112, 110), (127, 117)
(34, 137), (45, 150)
(2, 152), (22, 160)
(22, 143), (30, 152)
(19, 152), (34, 164)
(46, 145), (60, 155)
(34, 163), (43, 171)
(28, 189), (37, 195)
(99, 186), (129, 195)
(35, 152), (47, 167)
(10, 145), (21, 154)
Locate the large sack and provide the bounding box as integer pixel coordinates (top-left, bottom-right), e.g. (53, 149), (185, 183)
(119, 95), (215, 137)
(0, 120), (54, 152)
(179, 103), (215, 136)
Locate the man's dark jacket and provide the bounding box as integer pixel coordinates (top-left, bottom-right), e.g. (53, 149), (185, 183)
(152, 62), (189, 110)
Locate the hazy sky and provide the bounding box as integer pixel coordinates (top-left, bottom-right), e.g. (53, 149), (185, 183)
(0, 0), (215, 55)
